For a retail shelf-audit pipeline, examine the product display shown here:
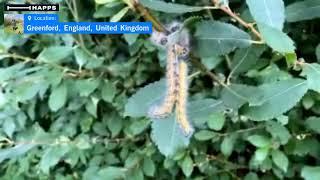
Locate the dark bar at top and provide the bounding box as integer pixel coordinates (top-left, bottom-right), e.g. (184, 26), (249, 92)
(4, 4), (59, 11)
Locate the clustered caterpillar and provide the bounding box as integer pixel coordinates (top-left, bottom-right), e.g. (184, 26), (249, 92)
(147, 41), (179, 118)
(174, 44), (194, 136)
(148, 22), (194, 136)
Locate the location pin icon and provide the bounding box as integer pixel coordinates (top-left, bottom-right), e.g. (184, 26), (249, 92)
(28, 16), (31, 21)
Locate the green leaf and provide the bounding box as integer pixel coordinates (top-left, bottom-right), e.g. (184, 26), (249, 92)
(80, 115), (93, 133)
(207, 112), (225, 131)
(194, 130), (217, 141)
(285, 52), (297, 67)
(110, 7), (130, 22)
(124, 34), (139, 45)
(129, 118), (150, 136)
(37, 46), (73, 63)
(93, 3), (124, 18)
(101, 80), (116, 103)
(0, 125), (49, 163)
(76, 79), (100, 97)
(85, 97), (99, 118)
(151, 114), (191, 157)
(305, 117), (320, 134)
(301, 166), (320, 180)
(246, 0), (285, 30)
(0, 31), (26, 52)
(124, 80), (165, 118)
(221, 134), (237, 157)
(254, 147), (269, 162)
(48, 83), (67, 112)
(74, 135), (91, 150)
(106, 114), (123, 138)
(230, 45), (265, 75)
(195, 21), (252, 57)
(0, 91), (7, 108)
(271, 149), (288, 172)
(142, 157), (155, 177)
(246, 64), (292, 84)
(181, 155), (193, 177)
(257, 23), (295, 53)
(243, 79), (308, 120)
(15, 80), (48, 102)
(98, 166), (126, 179)
(292, 138), (320, 156)
(244, 172), (259, 180)
(130, 168), (144, 180)
(140, 0), (212, 14)
(125, 152), (140, 168)
(201, 56), (223, 70)
(39, 145), (71, 174)
(0, 144), (35, 163)
(74, 47), (89, 69)
(302, 94), (315, 109)
(266, 121), (291, 145)
(286, 0), (320, 22)
(0, 63), (25, 83)
(247, 135), (271, 148)
(301, 63), (320, 93)
(188, 99), (226, 126)
(221, 84), (259, 109)
(3, 118), (16, 138)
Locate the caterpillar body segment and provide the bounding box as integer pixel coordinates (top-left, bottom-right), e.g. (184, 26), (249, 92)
(175, 50), (194, 136)
(150, 30), (169, 48)
(148, 45), (179, 119)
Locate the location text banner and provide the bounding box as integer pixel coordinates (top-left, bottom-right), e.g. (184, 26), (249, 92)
(23, 14), (152, 34)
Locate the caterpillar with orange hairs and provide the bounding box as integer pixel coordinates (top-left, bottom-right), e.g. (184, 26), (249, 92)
(148, 22), (194, 137)
(174, 44), (194, 136)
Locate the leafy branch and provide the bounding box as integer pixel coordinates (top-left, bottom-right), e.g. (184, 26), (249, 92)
(211, 0), (263, 41)
(2, 53), (95, 78)
(130, 0), (228, 87)
(0, 135), (144, 147)
(131, 0), (169, 33)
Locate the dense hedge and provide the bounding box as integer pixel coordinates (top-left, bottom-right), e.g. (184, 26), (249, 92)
(1, 0), (320, 179)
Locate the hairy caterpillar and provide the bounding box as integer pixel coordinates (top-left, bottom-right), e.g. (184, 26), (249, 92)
(148, 22), (182, 118)
(148, 44), (179, 118)
(148, 22), (194, 136)
(174, 44), (194, 136)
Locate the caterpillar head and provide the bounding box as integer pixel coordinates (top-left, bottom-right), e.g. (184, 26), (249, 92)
(174, 44), (190, 61)
(150, 30), (169, 49)
(167, 21), (183, 33)
(167, 22), (191, 53)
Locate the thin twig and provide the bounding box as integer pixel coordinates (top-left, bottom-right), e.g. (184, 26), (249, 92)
(224, 54), (232, 70)
(66, 0), (88, 52)
(188, 71), (201, 79)
(131, 0), (169, 33)
(71, 0), (85, 48)
(218, 125), (265, 137)
(3, 53), (92, 78)
(0, 136), (144, 147)
(212, 0), (263, 41)
(190, 57), (228, 87)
